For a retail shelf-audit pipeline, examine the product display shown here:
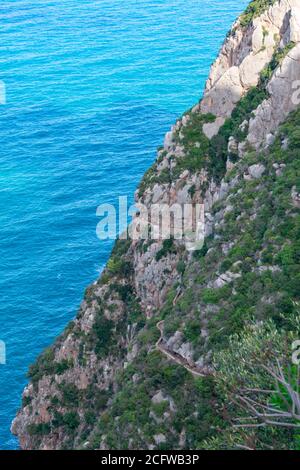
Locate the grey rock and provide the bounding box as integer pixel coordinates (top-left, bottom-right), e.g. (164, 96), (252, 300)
(154, 434), (166, 445)
(248, 164), (266, 179)
(151, 391), (168, 405)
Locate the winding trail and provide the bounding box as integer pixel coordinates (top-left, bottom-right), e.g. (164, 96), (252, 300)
(156, 321), (212, 378)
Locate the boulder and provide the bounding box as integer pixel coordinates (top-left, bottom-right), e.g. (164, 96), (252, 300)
(248, 164), (265, 179)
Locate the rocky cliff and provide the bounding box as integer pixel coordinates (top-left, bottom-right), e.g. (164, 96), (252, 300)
(12, 0), (300, 450)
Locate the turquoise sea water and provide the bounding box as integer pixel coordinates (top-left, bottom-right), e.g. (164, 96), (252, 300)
(0, 0), (248, 449)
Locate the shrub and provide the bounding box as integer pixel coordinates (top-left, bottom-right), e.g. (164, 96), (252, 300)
(59, 382), (80, 407)
(152, 401), (169, 417)
(209, 319), (300, 450)
(107, 257), (133, 277)
(202, 286), (231, 304)
(63, 411), (80, 431)
(184, 320), (200, 343)
(54, 359), (74, 375)
(111, 283), (133, 302)
(84, 411), (96, 426)
(239, 1), (276, 28)
(22, 396), (32, 407)
(260, 42), (295, 87)
(176, 260), (186, 275)
(209, 86), (267, 181)
(92, 314), (114, 357)
(155, 238), (176, 261)
(27, 422), (51, 436)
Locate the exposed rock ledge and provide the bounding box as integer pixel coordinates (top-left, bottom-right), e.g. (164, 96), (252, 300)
(201, 0), (300, 140)
(247, 43), (300, 149)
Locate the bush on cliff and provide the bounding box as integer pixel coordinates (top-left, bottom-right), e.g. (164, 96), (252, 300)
(240, 1), (276, 28)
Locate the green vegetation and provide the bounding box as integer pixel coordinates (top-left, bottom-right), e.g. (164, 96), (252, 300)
(92, 310), (114, 357)
(155, 238), (176, 261)
(22, 31), (300, 450)
(202, 286), (231, 305)
(120, 107), (299, 450)
(239, 1), (276, 28)
(202, 319), (300, 450)
(107, 256), (133, 277)
(59, 382), (80, 407)
(172, 113), (214, 178)
(260, 41), (296, 87)
(138, 162), (172, 198)
(62, 412), (80, 432)
(138, 40), (296, 194)
(176, 260), (186, 275)
(27, 422), (51, 437)
(209, 87), (267, 180)
(22, 396), (32, 407)
(183, 320), (200, 343)
(208, 41), (295, 181)
(76, 100), (300, 448)
(86, 351), (221, 450)
(28, 348), (74, 385)
(152, 401), (169, 417)
(138, 113), (214, 196)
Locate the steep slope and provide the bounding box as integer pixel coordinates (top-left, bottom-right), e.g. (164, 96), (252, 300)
(12, 0), (300, 450)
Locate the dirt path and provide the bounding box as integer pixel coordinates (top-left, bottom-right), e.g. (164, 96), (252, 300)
(156, 321), (211, 378)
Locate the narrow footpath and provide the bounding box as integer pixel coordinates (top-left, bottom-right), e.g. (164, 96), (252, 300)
(155, 321), (212, 377)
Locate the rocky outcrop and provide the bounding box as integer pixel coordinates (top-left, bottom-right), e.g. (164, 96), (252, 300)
(201, 0), (300, 138)
(247, 43), (300, 149)
(12, 258), (136, 449)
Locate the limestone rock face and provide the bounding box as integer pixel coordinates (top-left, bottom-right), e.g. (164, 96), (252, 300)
(247, 43), (300, 149)
(292, 186), (300, 208)
(201, 0), (300, 138)
(247, 164), (266, 179)
(290, 7), (300, 42)
(203, 117), (225, 139)
(202, 66), (244, 118)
